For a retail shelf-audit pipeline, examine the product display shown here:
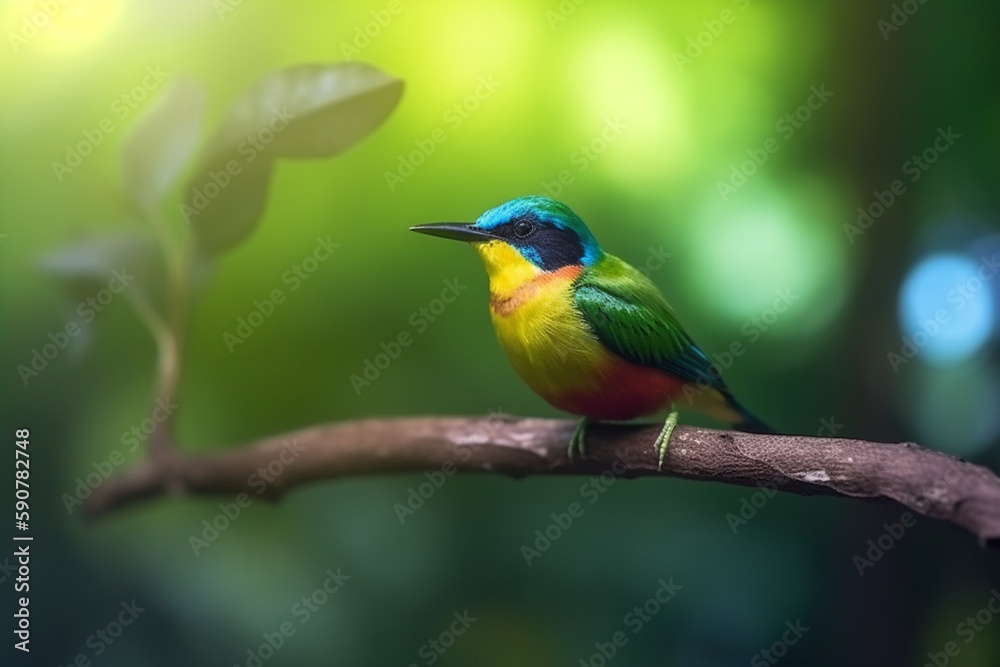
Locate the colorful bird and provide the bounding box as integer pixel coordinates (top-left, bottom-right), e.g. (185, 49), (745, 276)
(411, 196), (772, 466)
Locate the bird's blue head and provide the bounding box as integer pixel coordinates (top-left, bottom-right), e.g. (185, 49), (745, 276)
(410, 196), (604, 275)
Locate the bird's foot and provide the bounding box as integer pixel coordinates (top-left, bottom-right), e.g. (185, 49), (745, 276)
(568, 418), (590, 461)
(653, 410), (680, 470)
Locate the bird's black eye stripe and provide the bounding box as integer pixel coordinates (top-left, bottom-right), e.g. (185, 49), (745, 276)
(491, 215), (539, 240)
(489, 214), (584, 269)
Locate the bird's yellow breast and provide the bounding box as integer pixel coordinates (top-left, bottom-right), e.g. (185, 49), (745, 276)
(473, 241), (611, 399)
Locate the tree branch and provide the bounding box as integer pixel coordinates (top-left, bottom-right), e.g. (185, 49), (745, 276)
(84, 417), (1000, 547)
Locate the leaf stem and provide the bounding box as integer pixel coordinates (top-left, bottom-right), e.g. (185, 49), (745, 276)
(136, 208), (193, 460)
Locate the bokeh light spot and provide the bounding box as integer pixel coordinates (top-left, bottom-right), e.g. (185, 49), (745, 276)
(898, 253), (994, 365)
(2, 0), (123, 54)
(568, 20), (690, 184)
(685, 178), (850, 334)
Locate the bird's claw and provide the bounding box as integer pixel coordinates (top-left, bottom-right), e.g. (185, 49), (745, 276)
(568, 418), (590, 461)
(653, 410), (679, 470)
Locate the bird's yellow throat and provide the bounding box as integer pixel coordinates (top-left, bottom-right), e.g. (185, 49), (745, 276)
(471, 239), (601, 403)
(472, 240), (541, 300)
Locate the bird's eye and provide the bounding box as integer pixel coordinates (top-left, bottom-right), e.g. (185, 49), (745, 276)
(513, 219), (534, 238)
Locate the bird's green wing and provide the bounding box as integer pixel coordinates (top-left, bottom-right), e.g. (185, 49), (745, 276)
(573, 255), (727, 391)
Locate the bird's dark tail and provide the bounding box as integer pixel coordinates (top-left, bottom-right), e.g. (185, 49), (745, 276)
(727, 395), (775, 434)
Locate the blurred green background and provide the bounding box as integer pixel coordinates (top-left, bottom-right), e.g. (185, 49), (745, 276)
(2, 0), (1000, 665)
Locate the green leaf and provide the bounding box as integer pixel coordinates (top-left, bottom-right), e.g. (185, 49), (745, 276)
(40, 231), (158, 281)
(207, 62), (405, 160)
(39, 232), (170, 347)
(39, 230), (165, 303)
(186, 62), (403, 256)
(183, 158), (273, 255)
(121, 77), (206, 212)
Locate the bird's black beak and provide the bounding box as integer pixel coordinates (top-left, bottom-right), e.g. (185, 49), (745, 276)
(409, 223), (494, 243)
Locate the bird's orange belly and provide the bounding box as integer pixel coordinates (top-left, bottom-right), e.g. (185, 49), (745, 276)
(544, 356), (683, 421)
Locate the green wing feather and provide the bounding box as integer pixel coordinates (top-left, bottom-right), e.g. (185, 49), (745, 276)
(573, 254), (727, 392)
